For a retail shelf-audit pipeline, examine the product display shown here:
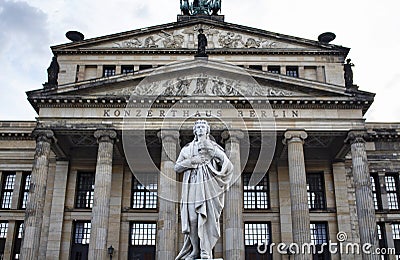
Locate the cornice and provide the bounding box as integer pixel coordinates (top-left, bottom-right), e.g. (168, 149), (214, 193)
(0, 132), (34, 141)
(0, 121), (36, 140)
(368, 129), (400, 141)
(28, 96), (372, 112)
(53, 48), (348, 56)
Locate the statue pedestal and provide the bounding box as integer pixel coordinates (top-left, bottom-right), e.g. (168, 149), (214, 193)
(177, 14), (225, 22)
(194, 55), (208, 60)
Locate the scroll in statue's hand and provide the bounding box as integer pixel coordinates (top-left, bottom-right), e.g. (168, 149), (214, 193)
(191, 155), (205, 165)
(198, 140), (215, 160)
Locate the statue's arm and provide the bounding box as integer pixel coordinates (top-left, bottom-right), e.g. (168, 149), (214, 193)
(174, 148), (196, 173)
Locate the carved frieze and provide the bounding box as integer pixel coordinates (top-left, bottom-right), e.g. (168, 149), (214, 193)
(109, 25), (299, 49)
(110, 74), (299, 97)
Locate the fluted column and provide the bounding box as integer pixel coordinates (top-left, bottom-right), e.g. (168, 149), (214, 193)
(88, 129), (117, 260)
(222, 130), (245, 260)
(156, 130), (180, 260)
(283, 130), (310, 260)
(346, 130), (380, 260)
(21, 129), (54, 260)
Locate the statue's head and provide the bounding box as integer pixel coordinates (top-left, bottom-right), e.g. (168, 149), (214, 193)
(193, 119), (210, 138)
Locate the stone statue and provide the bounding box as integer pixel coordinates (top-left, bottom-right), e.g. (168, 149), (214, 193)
(209, 0), (221, 15)
(196, 29), (208, 57)
(175, 120), (233, 259)
(343, 58), (354, 87)
(183, 0), (221, 15)
(44, 56), (60, 88)
(180, 0), (190, 15)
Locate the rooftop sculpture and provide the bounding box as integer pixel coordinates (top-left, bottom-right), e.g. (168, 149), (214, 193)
(180, 0), (221, 16)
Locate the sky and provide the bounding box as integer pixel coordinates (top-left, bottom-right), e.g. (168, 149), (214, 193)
(0, 0), (399, 122)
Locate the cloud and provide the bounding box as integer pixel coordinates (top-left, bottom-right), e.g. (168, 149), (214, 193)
(0, 0), (50, 120)
(365, 73), (400, 122)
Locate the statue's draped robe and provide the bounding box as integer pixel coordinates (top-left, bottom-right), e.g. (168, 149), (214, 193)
(175, 140), (233, 259)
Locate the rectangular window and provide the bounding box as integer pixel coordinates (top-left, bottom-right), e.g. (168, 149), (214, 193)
(267, 66), (280, 74)
(249, 65), (263, 71)
(370, 174), (382, 210)
(307, 173), (326, 210)
(121, 65), (134, 74)
(75, 172), (95, 209)
(71, 221), (91, 260)
(12, 222), (23, 260)
(385, 174), (400, 210)
(103, 65), (116, 77)
(244, 223), (272, 260)
(1, 172), (16, 209)
(286, 66), (299, 77)
(74, 222), (91, 244)
(131, 174), (158, 209)
(20, 173), (31, 209)
(391, 223), (400, 258)
(129, 222), (156, 260)
(243, 173), (269, 209)
(0, 222), (8, 258)
(310, 222), (330, 259)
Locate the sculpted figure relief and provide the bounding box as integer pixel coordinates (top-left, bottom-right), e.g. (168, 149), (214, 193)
(175, 120), (233, 259)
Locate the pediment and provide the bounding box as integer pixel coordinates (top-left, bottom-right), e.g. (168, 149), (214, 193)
(52, 18), (347, 52)
(97, 25), (309, 50)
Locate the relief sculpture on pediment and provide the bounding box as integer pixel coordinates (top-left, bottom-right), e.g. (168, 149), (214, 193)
(113, 38), (143, 48)
(111, 26), (288, 49)
(218, 32), (244, 48)
(129, 74), (297, 97)
(218, 32), (280, 49)
(159, 31), (185, 48)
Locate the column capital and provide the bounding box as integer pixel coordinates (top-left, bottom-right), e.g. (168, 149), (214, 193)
(346, 130), (369, 145)
(283, 129), (307, 145)
(94, 129), (117, 143)
(157, 129), (180, 143)
(32, 129), (54, 143)
(221, 130), (244, 143)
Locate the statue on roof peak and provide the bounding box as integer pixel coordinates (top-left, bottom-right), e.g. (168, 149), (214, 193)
(180, 0), (221, 16)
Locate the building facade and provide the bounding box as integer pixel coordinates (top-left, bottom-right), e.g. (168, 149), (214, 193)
(0, 7), (399, 260)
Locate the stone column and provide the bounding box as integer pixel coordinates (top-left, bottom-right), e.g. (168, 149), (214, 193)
(222, 130), (245, 260)
(88, 129), (117, 260)
(332, 162), (354, 260)
(156, 130), (180, 260)
(46, 160), (69, 259)
(346, 130), (380, 260)
(283, 130), (310, 260)
(3, 220), (16, 259)
(384, 223), (396, 260)
(20, 129), (54, 260)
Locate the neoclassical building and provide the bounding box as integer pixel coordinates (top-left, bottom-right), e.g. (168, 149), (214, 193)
(0, 5), (399, 260)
